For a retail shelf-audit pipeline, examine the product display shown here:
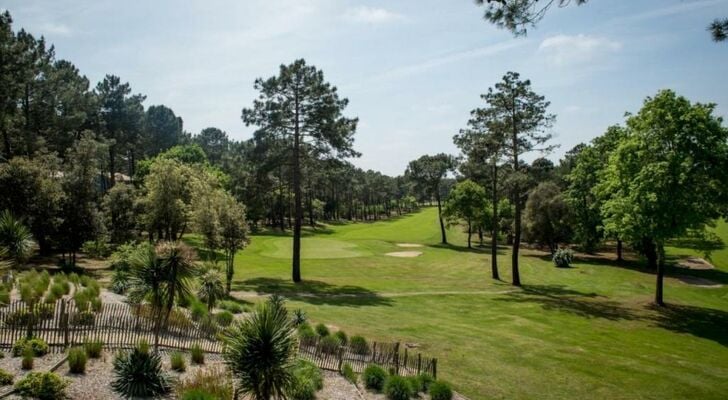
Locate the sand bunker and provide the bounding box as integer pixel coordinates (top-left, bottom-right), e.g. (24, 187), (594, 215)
(677, 257), (715, 270)
(385, 251), (423, 258)
(676, 275), (723, 288)
(396, 243), (423, 248)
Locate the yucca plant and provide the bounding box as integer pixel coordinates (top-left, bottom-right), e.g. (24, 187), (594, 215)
(197, 270), (225, 311)
(0, 210), (35, 265)
(223, 298), (297, 400)
(110, 344), (172, 398)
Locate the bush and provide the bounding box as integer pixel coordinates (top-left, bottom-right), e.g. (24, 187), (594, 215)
(111, 345), (171, 398)
(0, 289), (9, 305)
(553, 248), (575, 268)
(363, 364), (387, 391)
(429, 380), (453, 400)
(175, 366), (232, 400)
(71, 311), (95, 326)
(90, 297), (102, 312)
(6, 310), (32, 326)
(190, 300), (208, 321)
(84, 339), (103, 359)
(315, 323), (329, 337)
(0, 368), (12, 385)
(297, 323), (316, 341)
(350, 335), (369, 355)
(170, 351), (186, 372)
(22, 346), (34, 370)
(286, 359), (323, 400)
(292, 308), (307, 326)
(14, 372), (68, 400)
(180, 389), (217, 400)
(68, 347), (87, 374)
(341, 362), (356, 384)
(81, 240), (111, 259)
(334, 330), (348, 345)
(320, 335), (341, 355)
(13, 337), (49, 357)
(413, 373), (434, 393)
(219, 300), (244, 314)
(384, 375), (413, 400)
(215, 311), (234, 327)
(49, 282), (66, 298)
(190, 344), (204, 365)
(110, 279), (129, 295)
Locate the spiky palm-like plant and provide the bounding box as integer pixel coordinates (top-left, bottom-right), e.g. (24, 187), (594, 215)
(110, 344), (171, 398)
(0, 210), (35, 265)
(223, 298), (298, 400)
(198, 270), (225, 311)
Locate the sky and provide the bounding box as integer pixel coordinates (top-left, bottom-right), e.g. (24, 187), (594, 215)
(2, 0), (728, 176)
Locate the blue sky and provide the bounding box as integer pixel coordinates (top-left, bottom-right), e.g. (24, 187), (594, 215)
(3, 0), (728, 175)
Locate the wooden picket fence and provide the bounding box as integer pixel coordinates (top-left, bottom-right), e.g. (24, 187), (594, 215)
(298, 336), (437, 379)
(0, 299), (222, 353)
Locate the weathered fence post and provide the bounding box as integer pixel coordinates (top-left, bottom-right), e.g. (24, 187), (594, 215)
(60, 299), (69, 349)
(394, 342), (400, 375)
(371, 342), (377, 363)
(432, 358), (437, 379)
(337, 346), (344, 371)
(417, 353), (422, 375)
(403, 348), (408, 375)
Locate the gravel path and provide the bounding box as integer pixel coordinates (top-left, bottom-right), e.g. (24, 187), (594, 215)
(0, 352), (66, 393)
(318, 370), (364, 399)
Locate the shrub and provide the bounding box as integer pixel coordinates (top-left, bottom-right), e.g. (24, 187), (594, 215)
(350, 335), (369, 355)
(292, 308), (307, 326)
(384, 375), (413, 400)
(111, 345), (171, 398)
(190, 344), (205, 365)
(84, 339), (103, 358)
(314, 323), (329, 337)
(215, 311), (234, 327)
(413, 373), (434, 393)
(319, 335), (340, 355)
(553, 248), (575, 268)
(429, 380), (453, 400)
(341, 362), (357, 384)
(71, 311), (95, 326)
(297, 323), (316, 341)
(180, 389), (217, 400)
(21, 346), (34, 370)
(81, 239), (111, 259)
(0, 289), (9, 305)
(363, 364), (387, 391)
(286, 359), (323, 400)
(334, 330), (348, 345)
(13, 337), (49, 357)
(6, 310), (32, 326)
(44, 291), (58, 304)
(110, 279), (129, 295)
(50, 282), (66, 298)
(175, 366), (232, 400)
(68, 347), (87, 374)
(190, 300), (208, 321)
(90, 297), (102, 312)
(170, 351), (186, 372)
(14, 372), (68, 400)
(0, 368), (13, 385)
(219, 300), (244, 314)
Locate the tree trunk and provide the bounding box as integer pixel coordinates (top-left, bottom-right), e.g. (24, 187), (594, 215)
(108, 145), (116, 188)
(617, 239), (623, 261)
(643, 237), (657, 270)
(491, 161), (500, 280)
(467, 221), (472, 249)
(291, 94), (302, 283)
(226, 250), (235, 294)
(511, 139), (521, 287)
(655, 242), (665, 306)
(436, 190), (447, 244)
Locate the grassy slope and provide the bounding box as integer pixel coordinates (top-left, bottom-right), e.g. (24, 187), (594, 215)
(210, 208), (728, 399)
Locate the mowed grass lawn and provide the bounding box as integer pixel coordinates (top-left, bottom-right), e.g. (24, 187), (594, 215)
(203, 207), (728, 399)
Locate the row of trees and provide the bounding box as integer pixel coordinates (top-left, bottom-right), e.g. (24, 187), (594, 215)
(437, 71), (728, 306)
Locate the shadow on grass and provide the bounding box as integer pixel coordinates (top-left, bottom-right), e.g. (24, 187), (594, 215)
(232, 277), (394, 307)
(427, 242), (509, 255)
(649, 303), (728, 347)
(494, 284), (640, 321)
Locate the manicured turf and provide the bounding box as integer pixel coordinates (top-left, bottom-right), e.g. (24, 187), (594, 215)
(199, 208), (728, 399)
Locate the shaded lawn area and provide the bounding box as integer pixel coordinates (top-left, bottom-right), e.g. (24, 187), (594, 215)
(190, 208), (728, 399)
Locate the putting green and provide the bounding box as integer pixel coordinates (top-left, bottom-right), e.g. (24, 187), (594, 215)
(260, 237), (369, 259)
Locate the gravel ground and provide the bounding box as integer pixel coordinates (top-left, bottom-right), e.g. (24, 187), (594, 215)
(0, 352), (66, 392)
(318, 370), (364, 400)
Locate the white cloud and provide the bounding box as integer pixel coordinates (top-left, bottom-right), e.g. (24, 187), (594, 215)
(344, 6), (404, 24)
(538, 34), (622, 67)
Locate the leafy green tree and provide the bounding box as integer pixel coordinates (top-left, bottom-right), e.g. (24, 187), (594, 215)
(242, 59), (358, 283)
(102, 183), (138, 244)
(0, 156), (64, 254)
(223, 298), (297, 400)
(194, 127), (229, 166)
(198, 269), (225, 311)
(711, 18), (728, 41)
(59, 133), (105, 266)
(483, 72), (555, 286)
(406, 154), (457, 244)
(475, 0), (588, 36)
(599, 90), (728, 306)
(218, 194), (249, 294)
(0, 210), (35, 264)
(144, 105), (183, 157)
(523, 182), (572, 254)
(444, 180), (488, 249)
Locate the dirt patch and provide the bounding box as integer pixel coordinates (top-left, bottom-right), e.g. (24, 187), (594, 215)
(385, 251), (422, 258)
(396, 243), (423, 248)
(677, 257), (715, 270)
(675, 275), (723, 288)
